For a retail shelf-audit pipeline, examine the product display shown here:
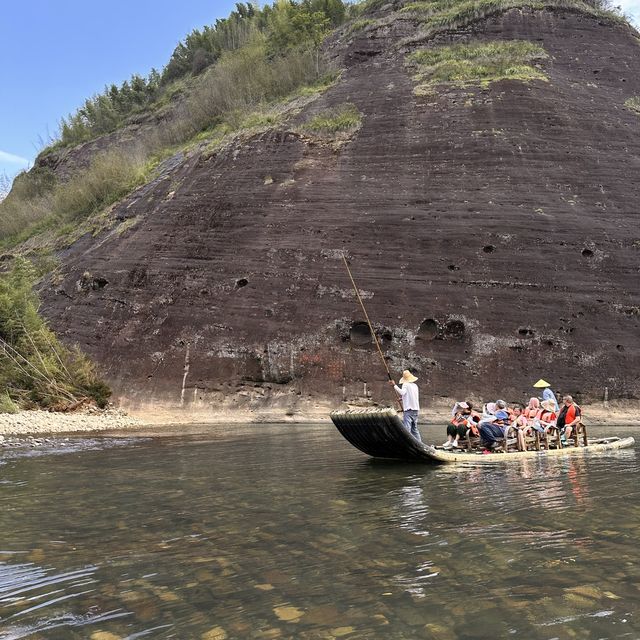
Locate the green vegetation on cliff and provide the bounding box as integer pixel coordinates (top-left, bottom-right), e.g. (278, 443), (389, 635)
(302, 103), (363, 134)
(0, 260), (111, 411)
(408, 41), (548, 93)
(625, 96), (640, 113)
(52, 0), (348, 149)
(397, 0), (627, 45)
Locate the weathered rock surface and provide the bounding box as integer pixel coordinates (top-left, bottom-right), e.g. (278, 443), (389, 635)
(40, 7), (640, 417)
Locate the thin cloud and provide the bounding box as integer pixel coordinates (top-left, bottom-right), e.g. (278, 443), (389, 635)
(618, 0), (640, 24)
(0, 150), (29, 166)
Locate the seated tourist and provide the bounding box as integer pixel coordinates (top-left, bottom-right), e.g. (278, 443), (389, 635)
(443, 401), (478, 449)
(466, 402), (481, 434)
(511, 404), (529, 451)
(479, 409), (510, 452)
(557, 395), (582, 442)
(539, 399), (557, 427)
(523, 397), (541, 422)
(480, 398), (507, 420)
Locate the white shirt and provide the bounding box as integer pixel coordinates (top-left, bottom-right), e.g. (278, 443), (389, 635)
(394, 381), (420, 411)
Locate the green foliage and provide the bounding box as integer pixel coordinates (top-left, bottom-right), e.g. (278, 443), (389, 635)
(50, 1), (348, 150)
(55, 70), (162, 148)
(408, 41), (548, 91)
(8, 167), (56, 201)
(0, 259), (111, 410)
(52, 151), (147, 222)
(0, 392), (19, 414)
(302, 103), (363, 134)
(0, 150), (148, 246)
(185, 38), (334, 136)
(399, 0), (628, 45)
(625, 96), (640, 113)
(355, 0), (395, 14)
(345, 17), (376, 34)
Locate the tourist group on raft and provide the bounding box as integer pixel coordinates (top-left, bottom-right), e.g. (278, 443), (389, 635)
(390, 372), (582, 453)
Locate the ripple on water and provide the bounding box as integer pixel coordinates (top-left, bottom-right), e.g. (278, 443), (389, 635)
(0, 560), (135, 639)
(0, 424), (637, 639)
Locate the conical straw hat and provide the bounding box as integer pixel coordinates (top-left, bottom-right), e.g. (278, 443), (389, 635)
(400, 370), (418, 383)
(533, 379), (550, 388)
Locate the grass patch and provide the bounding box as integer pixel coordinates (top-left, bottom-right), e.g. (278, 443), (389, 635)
(408, 40), (548, 91)
(302, 103), (363, 134)
(399, 0), (628, 46)
(346, 18), (376, 34)
(0, 150), (149, 251)
(625, 96), (640, 113)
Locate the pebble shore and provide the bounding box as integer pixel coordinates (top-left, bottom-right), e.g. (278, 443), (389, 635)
(0, 408), (142, 437)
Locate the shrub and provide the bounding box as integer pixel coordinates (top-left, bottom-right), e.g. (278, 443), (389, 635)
(0, 392), (19, 414)
(0, 149), (148, 246)
(186, 40), (329, 137)
(0, 259), (111, 410)
(408, 40), (548, 91)
(52, 150), (147, 222)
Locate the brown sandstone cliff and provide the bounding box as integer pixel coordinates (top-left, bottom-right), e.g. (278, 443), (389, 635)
(39, 5), (640, 419)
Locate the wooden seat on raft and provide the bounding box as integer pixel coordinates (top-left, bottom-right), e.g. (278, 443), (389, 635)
(522, 426), (539, 451)
(540, 425), (563, 450)
(566, 421), (588, 447)
(461, 429), (481, 451)
(499, 425), (520, 453)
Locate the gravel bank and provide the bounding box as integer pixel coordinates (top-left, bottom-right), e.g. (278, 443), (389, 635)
(0, 409), (143, 436)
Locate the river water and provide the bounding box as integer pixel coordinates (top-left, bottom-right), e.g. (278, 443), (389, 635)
(0, 423), (638, 639)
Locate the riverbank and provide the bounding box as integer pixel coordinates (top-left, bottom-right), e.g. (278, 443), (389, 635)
(0, 407), (142, 436)
(0, 399), (638, 436)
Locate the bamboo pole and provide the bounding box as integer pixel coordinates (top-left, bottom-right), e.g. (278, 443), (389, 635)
(342, 255), (401, 409)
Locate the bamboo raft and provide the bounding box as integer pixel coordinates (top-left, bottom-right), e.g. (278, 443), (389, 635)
(330, 408), (635, 464)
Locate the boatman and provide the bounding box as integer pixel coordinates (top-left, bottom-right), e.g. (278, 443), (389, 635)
(533, 379), (559, 412)
(389, 370), (422, 442)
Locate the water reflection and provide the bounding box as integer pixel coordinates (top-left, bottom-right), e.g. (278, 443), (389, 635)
(0, 425), (638, 639)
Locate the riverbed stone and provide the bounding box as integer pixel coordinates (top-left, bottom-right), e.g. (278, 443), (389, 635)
(330, 627), (355, 637)
(201, 626), (227, 640)
(274, 605), (304, 621)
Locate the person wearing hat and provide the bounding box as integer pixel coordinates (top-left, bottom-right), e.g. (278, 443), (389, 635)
(533, 379), (559, 412)
(539, 399), (558, 425)
(389, 370), (422, 442)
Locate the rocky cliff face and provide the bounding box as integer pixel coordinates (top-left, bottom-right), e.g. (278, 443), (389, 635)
(40, 4), (640, 418)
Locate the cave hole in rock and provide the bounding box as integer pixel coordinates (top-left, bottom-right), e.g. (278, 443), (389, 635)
(92, 277), (108, 290)
(518, 327), (535, 337)
(447, 264), (459, 271)
(235, 278), (249, 289)
(416, 319), (439, 341)
(444, 320), (465, 340)
(482, 245), (495, 254)
(350, 321), (372, 345)
(616, 344), (625, 352)
(581, 248), (594, 258)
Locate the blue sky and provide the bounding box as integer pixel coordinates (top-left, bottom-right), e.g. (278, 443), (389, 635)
(1, 0), (639, 187)
(0, 0), (237, 183)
